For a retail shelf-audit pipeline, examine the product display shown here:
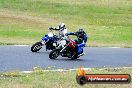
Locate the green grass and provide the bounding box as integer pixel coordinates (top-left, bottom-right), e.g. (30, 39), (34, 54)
(0, 0), (132, 47)
(0, 67), (132, 88)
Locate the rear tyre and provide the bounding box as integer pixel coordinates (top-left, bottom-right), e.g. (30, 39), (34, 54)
(49, 49), (60, 59)
(71, 53), (78, 60)
(31, 42), (42, 52)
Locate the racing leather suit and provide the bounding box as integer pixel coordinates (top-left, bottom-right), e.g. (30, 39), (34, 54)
(67, 31), (88, 56)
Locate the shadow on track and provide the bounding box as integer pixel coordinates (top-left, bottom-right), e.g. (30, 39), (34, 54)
(30, 51), (51, 54)
(49, 57), (85, 62)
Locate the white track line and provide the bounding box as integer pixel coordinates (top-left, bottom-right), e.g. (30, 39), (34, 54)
(20, 68), (91, 73)
(108, 47), (121, 48)
(14, 45), (29, 46)
(20, 67), (132, 74)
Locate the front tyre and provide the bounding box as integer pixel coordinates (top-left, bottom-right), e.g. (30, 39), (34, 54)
(31, 42), (42, 52)
(49, 49), (60, 59)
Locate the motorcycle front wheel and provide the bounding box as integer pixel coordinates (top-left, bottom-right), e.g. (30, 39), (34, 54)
(49, 49), (60, 59)
(31, 42), (42, 52)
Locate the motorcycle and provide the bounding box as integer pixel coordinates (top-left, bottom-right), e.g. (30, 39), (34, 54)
(49, 37), (84, 60)
(31, 28), (59, 52)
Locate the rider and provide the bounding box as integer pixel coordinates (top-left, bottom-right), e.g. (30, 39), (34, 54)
(66, 28), (88, 57)
(49, 23), (68, 38)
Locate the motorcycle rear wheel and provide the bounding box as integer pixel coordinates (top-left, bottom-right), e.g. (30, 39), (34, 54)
(49, 49), (60, 59)
(71, 53), (78, 60)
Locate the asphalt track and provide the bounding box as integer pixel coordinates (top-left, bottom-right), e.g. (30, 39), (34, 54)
(0, 45), (132, 72)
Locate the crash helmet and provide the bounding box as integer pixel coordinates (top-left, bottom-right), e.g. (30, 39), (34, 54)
(59, 23), (65, 31)
(77, 28), (84, 38)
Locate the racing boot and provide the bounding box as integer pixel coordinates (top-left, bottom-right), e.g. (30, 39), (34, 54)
(78, 53), (85, 57)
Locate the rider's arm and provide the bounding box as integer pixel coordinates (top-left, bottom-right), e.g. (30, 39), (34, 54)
(53, 27), (60, 30)
(66, 32), (77, 36)
(49, 27), (60, 31)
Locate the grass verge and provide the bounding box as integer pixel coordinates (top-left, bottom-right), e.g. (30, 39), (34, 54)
(0, 0), (132, 47)
(0, 67), (132, 88)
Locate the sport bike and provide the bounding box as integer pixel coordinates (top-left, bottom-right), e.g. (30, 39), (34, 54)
(49, 37), (84, 60)
(31, 29), (59, 52)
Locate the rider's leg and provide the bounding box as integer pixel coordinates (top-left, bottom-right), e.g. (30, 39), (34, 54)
(77, 46), (83, 54)
(74, 39), (85, 56)
(74, 39), (79, 55)
(77, 44), (85, 56)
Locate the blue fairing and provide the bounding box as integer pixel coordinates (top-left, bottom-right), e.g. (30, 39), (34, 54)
(42, 35), (49, 41)
(41, 34), (59, 42)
